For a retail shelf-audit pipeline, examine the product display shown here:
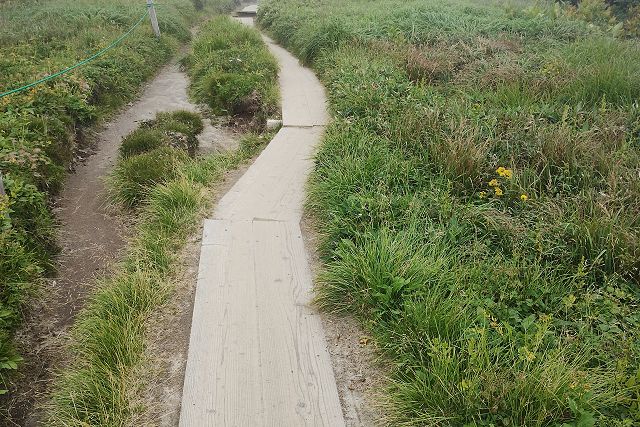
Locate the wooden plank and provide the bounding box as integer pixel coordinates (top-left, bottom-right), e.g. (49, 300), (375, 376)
(180, 16), (345, 427)
(180, 220), (344, 426)
(181, 220), (262, 425)
(252, 219), (344, 426)
(262, 36), (329, 127)
(214, 126), (324, 222)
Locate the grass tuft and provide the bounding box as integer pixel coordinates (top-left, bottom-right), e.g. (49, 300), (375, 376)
(109, 146), (190, 208)
(185, 16), (279, 123)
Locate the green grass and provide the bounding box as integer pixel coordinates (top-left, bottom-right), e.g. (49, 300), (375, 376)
(0, 0), (237, 394)
(259, 0), (640, 425)
(48, 111), (273, 425)
(184, 16), (279, 122)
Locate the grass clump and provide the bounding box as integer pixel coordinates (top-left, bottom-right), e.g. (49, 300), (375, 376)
(110, 147), (190, 208)
(146, 109), (205, 155)
(259, 0), (640, 424)
(113, 110), (206, 207)
(156, 110), (205, 136)
(185, 16), (279, 123)
(48, 112), (274, 424)
(119, 128), (169, 158)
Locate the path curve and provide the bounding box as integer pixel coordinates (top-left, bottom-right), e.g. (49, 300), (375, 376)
(179, 16), (345, 427)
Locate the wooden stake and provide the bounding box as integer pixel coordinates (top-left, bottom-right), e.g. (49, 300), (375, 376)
(0, 171), (5, 197)
(147, 0), (161, 38)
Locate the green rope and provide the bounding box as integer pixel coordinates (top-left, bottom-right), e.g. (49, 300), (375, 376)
(0, 9), (150, 99)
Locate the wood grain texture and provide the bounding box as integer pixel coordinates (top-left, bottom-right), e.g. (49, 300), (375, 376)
(179, 13), (344, 427)
(214, 126), (323, 222)
(181, 220), (345, 426)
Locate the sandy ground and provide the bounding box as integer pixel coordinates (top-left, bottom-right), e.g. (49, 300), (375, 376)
(0, 55), (236, 426)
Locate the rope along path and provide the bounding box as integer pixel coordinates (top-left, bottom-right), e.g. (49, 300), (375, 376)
(0, 9), (150, 99)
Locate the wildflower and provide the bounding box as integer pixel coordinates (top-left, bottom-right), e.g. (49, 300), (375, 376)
(488, 179), (499, 187)
(520, 194), (528, 201)
(496, 166), (513, 179)
(479, 191), (486, 198)
(494, 187), (503, 196)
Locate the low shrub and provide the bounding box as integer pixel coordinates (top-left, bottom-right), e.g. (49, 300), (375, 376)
(119, 128), (168, 158)
(110, 147), (189, 208)
(186, 16), (279, 123)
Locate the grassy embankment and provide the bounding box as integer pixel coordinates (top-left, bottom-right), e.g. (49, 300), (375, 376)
(259, 0), (640, 425)
(184, 15), (280, 123)
(48, 16), (278, 425)
(0, 0), (237, 393)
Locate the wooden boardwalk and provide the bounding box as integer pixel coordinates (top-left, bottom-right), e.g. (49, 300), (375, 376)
(179, 14), (345, 427)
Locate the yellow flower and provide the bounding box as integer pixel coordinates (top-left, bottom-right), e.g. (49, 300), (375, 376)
(494, 187), (503, 196)
(488, 179), (499, 187)
(520, 194), (528, 201)
(503, 169), (513, 179)
(479, 191), (486, 199)
(496, 166), (506, 176)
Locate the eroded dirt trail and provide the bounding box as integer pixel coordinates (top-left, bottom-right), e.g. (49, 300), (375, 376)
(3, 57), (235, 426)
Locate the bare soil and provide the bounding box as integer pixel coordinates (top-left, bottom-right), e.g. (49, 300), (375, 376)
(0, 57), (236, 427)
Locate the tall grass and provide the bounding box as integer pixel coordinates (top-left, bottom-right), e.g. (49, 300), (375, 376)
(259, 0), (640, 424)
(184, 16), (279, 123)
(48, 117), (273, 425)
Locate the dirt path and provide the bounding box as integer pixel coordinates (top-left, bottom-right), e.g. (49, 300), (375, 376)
(179, 14), (346, 426)
(2, 56), (235, 426)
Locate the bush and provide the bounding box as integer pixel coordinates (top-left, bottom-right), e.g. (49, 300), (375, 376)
(0, 228), (41, 393)
(624, 5), (640, 36)
(119, 128), (168, 158)
(155, 110), (204, 137)
(186, 16), (279, 123)
(110, 147), (189, 208)
(567, 0), (618, 27)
